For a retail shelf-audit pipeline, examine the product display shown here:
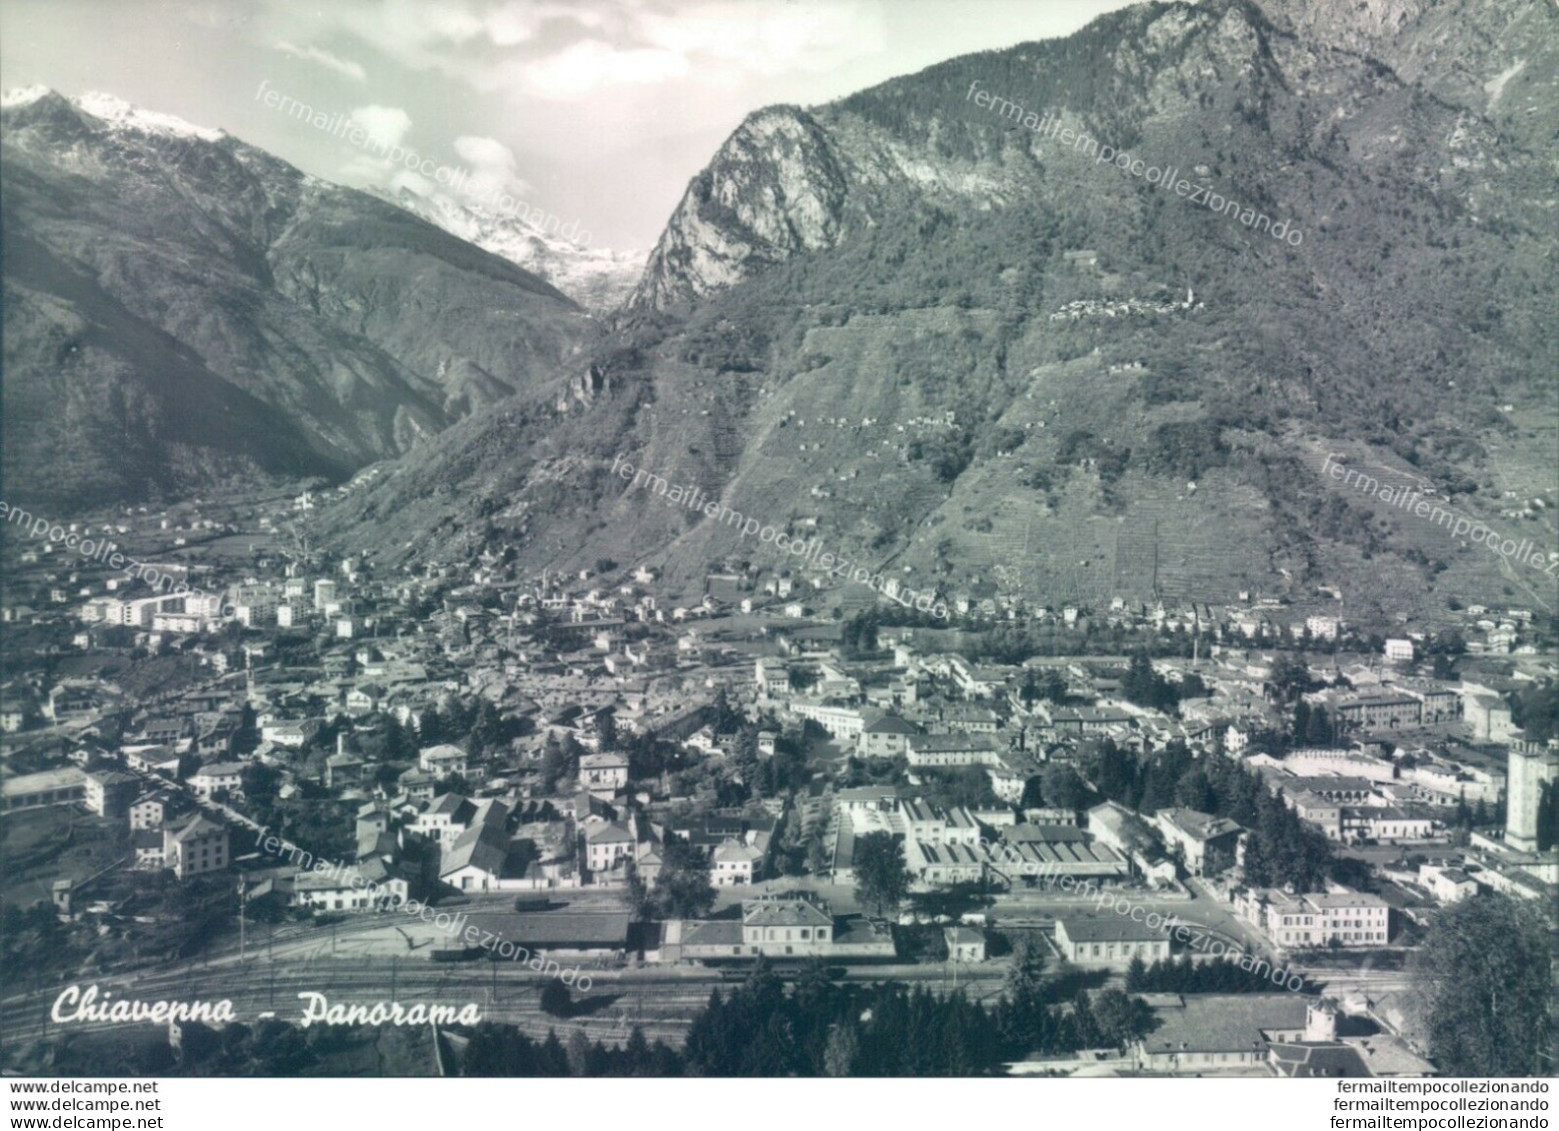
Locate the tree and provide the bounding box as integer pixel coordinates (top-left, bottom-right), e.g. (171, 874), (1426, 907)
(788, 665), (820, 693)
(1268, 652), (1312, 704)
(651, 838), (716, 920)
(1122, 649), (1183, 713)
(468, 702), (504, 756)
(1412, 895), (1554, 1076)
(732, 724), (761, 796)
(539, 1030), (570, 1076)
(805, 829), (827, 876)
(625, 861), (653, 919)
(1003, 934), (1048, 1001)
(1304, 704), (1335, 746)
(1084, 738), (1138, 804)
(566, 1029), (592, 1077)
(234, 703), (260, 756)
(711, 686), (741, 735)
(1092, 989), (1150, 1051)
(1173, 767), (1215, 812)
(595, 710), (618, 753)
(822, 1022), (859, 1076)
(622, 1026), (651, 1074)
(1041, 762), (1090, 812)
(540, 732), (576, 794)
(1537, 780), (1559, 853)
(419, 705), (445, 745)
(852, 831), (911, 919)
(539, 977), (572, 1018)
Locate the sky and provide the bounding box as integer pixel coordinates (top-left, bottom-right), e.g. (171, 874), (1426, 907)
(0, 0), (1141, 250)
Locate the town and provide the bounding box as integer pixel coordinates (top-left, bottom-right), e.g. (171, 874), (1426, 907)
(1, 488), (1555, 1077)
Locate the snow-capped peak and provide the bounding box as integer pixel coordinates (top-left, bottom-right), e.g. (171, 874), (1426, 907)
(74, 91), (224, 141)
(373, 183), (645, 313)
(1, 85), (54, 110)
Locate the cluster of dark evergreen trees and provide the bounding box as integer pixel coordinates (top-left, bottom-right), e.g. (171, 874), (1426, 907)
(682, 965), (1005, 1075)
(1124, 953), (1309, 995)
(679, 955), (1153, 1075)
(1121, 649), (1188, 713)
(461, 1023), (682, 1077)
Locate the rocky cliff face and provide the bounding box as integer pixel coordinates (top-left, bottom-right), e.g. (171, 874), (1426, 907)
(0, 88), (593, 509)
(629, 107), (854, 312)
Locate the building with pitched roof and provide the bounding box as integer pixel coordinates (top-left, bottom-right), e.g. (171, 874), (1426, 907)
(742, 893), (833, 950)
(584, 819), (635, 876)
(1154, 807), (1243, 876)
(1238, 888), (1391, 948)
(292, 861), (411, 910)
(187, 761), (245, 801)
(1135, 994), (1311, 1074)
(1054, 914), (1171, 966)
(579, 750), (629, 795)
(83, 769), (138, 818)
(944, 926), (986, 963)
(857, 710), (921, 758)
(711, 840), (763, 885)
(441, 817), (511, 892)
(905, 733), (1000, 768)
(419, 743), (469, 778)
(164, 815), (229, 880)
(1, 767), (87, 813)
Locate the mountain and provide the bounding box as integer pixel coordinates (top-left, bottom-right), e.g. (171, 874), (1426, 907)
(372, 184), (644, 314)
(290, 1), (1559, 621)
(1249, 0), (1559, 151)
(0, 88), (593, 510)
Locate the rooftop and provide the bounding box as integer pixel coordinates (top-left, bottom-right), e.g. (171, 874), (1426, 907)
(742, 897), (832, 928)
(1140, 994), (1310, 1056)
(861, 710), (920, 735)
(1159, 807), (1243, 842)
(1057, 914), (1167, 944)
(1, 767), (87, 796)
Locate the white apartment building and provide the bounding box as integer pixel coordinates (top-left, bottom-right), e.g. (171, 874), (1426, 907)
(905, 734), (1000, 768)
(187, 762), (245, 800)
(1257, 889), (1390, 948)
(786, 700), (865, 742)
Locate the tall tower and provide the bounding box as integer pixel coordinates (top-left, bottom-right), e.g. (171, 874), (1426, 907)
(1304, 999), (1338, 1043)
(1505, 741), (1559, 853)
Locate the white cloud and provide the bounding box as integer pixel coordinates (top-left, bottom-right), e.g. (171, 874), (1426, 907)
(349, 104), (413, 149)
(260, 0), (486, 72)
(639, 1), (885, 76)
(273, 41), (369, 82)
(261, 0), (885, 102)
(453, 134), (531, 195)
(522, 38), (687, 100)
